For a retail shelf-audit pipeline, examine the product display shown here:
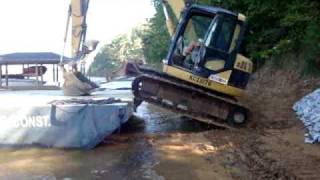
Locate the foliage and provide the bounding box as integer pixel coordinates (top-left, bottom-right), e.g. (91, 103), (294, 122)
(138, 1), (171, 68)
(88, 28), (145, 76)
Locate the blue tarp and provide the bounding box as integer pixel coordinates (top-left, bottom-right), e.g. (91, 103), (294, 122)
(0, 98), (132, 149)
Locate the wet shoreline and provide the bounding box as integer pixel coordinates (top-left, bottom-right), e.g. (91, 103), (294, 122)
(0, 101), (217, 180)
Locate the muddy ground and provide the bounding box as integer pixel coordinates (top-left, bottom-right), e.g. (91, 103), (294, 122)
(0, 66), (319, 180)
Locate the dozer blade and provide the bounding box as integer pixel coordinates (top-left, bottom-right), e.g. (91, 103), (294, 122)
(132, 70), (249, 129)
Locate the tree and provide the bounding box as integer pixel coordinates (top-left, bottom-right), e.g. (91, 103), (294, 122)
(88, 27), (145, 76)
(139, 0), (171, 68)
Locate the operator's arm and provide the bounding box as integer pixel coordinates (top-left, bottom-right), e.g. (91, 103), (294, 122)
(183, 41), (200, 56)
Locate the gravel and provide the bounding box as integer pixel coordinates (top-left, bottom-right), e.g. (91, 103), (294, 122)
(293, 89), (320, 143)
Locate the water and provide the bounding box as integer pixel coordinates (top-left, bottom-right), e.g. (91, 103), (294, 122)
(126, 103), (214, 134)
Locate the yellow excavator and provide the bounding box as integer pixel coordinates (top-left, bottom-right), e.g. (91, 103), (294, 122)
(60, 0), (99, 96)
(132, 0), (253, 128)
(63, 0), (253, 127)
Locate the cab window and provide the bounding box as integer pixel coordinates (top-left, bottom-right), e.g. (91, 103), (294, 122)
(216, 17), (235, 52)
(205, 16), (236, 52)
(184, 14), (213, 46)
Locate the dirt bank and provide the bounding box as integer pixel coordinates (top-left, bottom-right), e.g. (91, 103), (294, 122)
(200, 65), (320, 179)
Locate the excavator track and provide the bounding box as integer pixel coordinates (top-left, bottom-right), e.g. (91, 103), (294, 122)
(132, 69), (249, 129)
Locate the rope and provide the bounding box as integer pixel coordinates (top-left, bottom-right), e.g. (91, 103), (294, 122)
(49, 97), (121, 106)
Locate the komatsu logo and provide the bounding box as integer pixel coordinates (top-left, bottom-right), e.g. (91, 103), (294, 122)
(189, 75), (212, 86)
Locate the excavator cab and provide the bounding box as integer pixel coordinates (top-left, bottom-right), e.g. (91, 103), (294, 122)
(163, 5), (252, 97)
(133, 4), (253, 127)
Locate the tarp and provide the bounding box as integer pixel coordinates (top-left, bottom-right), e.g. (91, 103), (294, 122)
(0, 98), (132, 149)
(293, 89), (320, 143)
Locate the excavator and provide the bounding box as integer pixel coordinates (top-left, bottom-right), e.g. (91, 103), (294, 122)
(60, 0), (99, 96)
(132, 0), (253, 128)
(63, 0), (252, 128)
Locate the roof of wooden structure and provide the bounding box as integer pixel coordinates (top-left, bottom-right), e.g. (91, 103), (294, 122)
(0, 52), (72, 65)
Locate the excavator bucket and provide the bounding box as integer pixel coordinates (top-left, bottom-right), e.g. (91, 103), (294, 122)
(61, 65), (98, 96)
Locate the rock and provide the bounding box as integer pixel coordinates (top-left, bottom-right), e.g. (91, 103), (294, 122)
(293, 89), (320, 143)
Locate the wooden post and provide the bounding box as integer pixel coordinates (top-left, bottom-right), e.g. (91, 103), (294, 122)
(40, 64), (43, 86)
(56, 65), (59, 82)
(36, 64), (39, 87)
(27, 64), (30, 79)
(0, 65), (2, 88)
(5, 64), (8, 87)
(52, 64), (55, 82)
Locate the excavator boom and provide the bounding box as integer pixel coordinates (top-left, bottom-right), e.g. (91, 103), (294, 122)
(162, 0), (195, 36)
(60, 0), (98, 96)
(70, 0), (90, 59)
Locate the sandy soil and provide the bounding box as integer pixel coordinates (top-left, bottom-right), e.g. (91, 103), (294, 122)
(197, 65), (320, 180)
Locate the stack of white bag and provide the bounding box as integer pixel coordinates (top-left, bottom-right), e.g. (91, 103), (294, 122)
(293, 89), (320, 143)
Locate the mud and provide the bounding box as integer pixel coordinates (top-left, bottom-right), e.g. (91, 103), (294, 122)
(221, 65), (320, 180)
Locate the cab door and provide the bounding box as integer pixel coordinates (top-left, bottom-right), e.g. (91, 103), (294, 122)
(199, 15), (240, 75)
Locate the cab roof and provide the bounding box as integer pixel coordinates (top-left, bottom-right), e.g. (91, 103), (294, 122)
(187, 4), (245, 21)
